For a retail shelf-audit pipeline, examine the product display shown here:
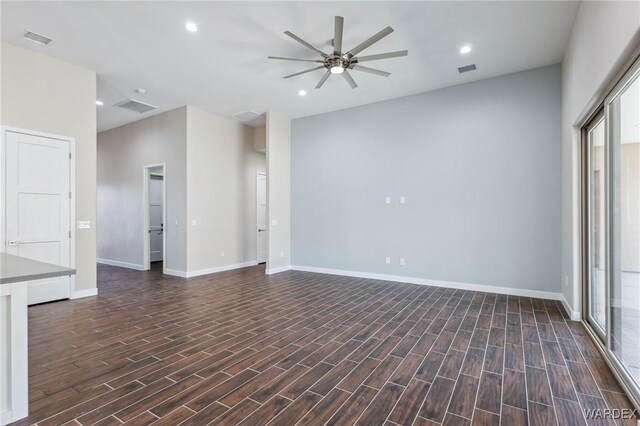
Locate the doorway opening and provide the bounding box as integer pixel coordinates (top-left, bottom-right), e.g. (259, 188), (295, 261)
(143, 164), (166, 273)
(256, 172), (267, 264)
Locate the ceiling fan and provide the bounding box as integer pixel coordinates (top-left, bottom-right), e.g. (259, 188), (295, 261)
(269, 16), (408, 89)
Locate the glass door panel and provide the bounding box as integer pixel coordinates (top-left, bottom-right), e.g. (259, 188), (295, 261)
(608, 69), (640, 386)
(586, 116), (607, 335)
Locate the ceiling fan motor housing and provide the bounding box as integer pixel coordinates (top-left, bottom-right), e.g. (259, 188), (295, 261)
(325, 55), (351, 71)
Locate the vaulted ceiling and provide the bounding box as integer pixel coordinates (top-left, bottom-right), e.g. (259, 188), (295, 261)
(1, 1), (579, 132)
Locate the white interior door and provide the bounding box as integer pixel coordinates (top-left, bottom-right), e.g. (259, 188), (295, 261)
(257, 173), (267, 263)
(149, 175), (164, 263)
(5, 131), (71, 305)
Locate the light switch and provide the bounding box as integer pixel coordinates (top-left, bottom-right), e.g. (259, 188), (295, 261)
(192, 219), (197, 226)
(400, 258), (405, 266)
(174, 219), (179, 226)
(271, 219), (278, 226)
(400, 196), (406, 204)
(220, 251), (225, 257)
(385, 197), (391, 204)
(77, 221), (90, 229)
(385, 257), (391, 264)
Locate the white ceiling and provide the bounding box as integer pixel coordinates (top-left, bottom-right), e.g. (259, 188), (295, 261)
(1, 1), (579, 132)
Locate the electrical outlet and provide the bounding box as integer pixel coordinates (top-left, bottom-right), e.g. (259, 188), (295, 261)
(385, 257), (391, 265)
(400, 258), (405, 266)
(280, 251), (285, 258)
(175, 219), (179, 226)
(192, 219), (197, 226)
(564, 276), (569, 287)
(400, 196), (406, 204)
(385, 197), (391, 204)
(220, 251), (225, 257)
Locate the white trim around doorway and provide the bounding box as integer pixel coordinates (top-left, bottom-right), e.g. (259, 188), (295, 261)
(142, 163), (167, 274)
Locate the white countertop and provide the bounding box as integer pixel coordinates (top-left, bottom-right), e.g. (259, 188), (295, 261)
(0, 253), (76, 285)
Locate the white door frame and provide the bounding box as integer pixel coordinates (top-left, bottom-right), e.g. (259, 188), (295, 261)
(142, 163), (166, 273)
(0, 125), (76, 295)
(256, 172), (267, 263)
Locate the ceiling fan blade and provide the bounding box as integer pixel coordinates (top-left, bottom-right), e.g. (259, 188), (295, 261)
(351, 65), (390, 77)
(346, 26), (394, 57)
(284, 66), (325, 79)
(355, 50), (408, 63)
(342, 70), (358, 89)
(315, 70), (332, 89)
(269, 56), (324, 63)
(334, 16), (344, 55)
(284, 31), (328, 58)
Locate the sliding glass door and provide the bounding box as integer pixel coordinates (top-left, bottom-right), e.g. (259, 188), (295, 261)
(608, 63), (640, 387)
(583, 56), (640, 403)
(585, 113), (607, 337)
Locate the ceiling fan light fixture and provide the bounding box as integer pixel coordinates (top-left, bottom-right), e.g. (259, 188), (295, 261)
(270, 16), (407, 89)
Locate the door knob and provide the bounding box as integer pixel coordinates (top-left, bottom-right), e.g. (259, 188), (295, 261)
(7, 240), (17, 246)
(258, 229), (266, 232)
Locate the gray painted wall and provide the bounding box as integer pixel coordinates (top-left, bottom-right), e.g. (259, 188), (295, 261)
(186, 106), (266, 272)
(291, 65), (561, 292)
(97, 107), (188, 272)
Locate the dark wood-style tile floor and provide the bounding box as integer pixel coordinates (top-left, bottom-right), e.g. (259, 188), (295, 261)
(14, 263), (638, 425)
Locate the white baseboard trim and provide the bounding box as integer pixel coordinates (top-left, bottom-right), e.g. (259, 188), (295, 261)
(186, 261), (259, 278)
(266, 265), (291, 275)
(164, 269), (187, 278)
(97, 258), (145, 271)
(560, 295), (581, 321)
(71, 288), (98, 299)
(291, 265), (563, 301)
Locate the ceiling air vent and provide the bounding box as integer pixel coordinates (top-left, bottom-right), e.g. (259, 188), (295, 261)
(114, 99), (158, 114)
(23, 31), (53, 46)
(458, 64), (477, 74)
(232, 111), (266, 127)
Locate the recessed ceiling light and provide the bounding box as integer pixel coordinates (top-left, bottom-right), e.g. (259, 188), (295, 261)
(330, 66), (344, 74)
(459, 45), (472, 54)
(96, 100), (104, 106)
(298, 90), (307, 96)
(185, 22), (198, 32)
